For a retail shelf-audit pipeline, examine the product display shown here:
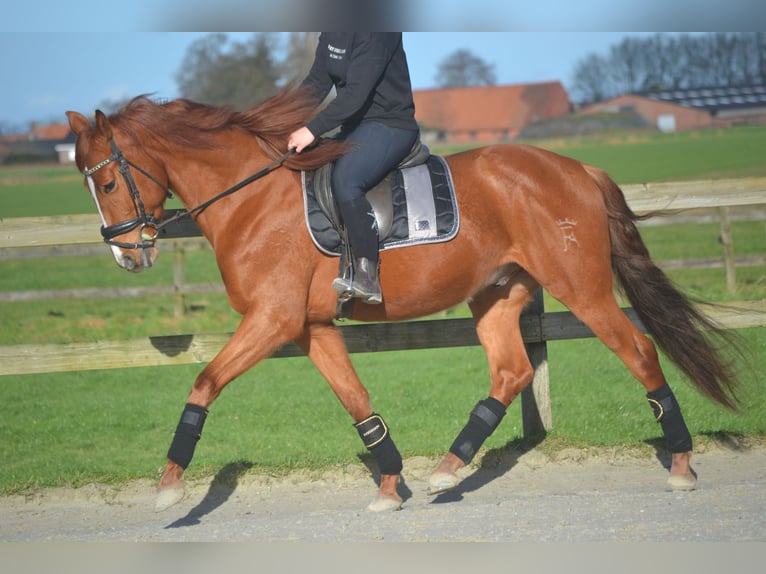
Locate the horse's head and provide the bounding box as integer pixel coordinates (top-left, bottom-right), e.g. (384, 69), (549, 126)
(66, 109), (171, 273)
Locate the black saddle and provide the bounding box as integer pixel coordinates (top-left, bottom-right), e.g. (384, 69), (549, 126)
(301, 143), (459, 256)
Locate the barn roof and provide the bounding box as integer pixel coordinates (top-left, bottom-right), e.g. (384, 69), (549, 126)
(639, 84), (766, 114)
(413, 81), (571, 136)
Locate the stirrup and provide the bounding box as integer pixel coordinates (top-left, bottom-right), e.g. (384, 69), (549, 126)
(332, 277), (355, 303)
(332, 257), (382, 304)
(332, 276), (382, 304)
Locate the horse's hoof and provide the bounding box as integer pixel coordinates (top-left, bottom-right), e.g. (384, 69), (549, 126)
(366, 495), (402, 512)
(667, 474), (697, 491)
(154, 487), (186, 512)
(428, 471), (459, 495)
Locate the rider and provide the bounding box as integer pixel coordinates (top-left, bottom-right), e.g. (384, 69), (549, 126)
(287, 33), (419, 304)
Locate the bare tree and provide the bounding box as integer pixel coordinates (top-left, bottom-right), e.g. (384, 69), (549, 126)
(569, 53), (612, 103)
(708, 33), (740, 85)
(643, 34), (683, 90)
(435, 48), (496, 88)
(282, 32), (320, 83)
(608, 37), (650, 93)
(175, 33), (229, 105)
(757, 33), (766, 83)
(728, 32), (763, 85)
(175, 33), (281, 110)
(570, 32), (766, 103)
(225, 33), (281, 108)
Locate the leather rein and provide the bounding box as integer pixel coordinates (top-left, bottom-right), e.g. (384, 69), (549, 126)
(85, 139), (295, 250)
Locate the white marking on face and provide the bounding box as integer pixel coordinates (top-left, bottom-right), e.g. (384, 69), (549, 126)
(86, 171), (126, 265)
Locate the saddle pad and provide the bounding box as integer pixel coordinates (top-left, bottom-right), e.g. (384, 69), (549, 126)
(302, 154), (459, 256)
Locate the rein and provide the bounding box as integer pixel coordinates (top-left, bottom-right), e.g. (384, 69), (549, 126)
(86, 140), (294, 249)
(157, 148), (295, 231)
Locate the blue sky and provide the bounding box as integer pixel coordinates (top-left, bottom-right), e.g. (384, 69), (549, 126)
(0, 32), (668, 128)
(1, 0), (763, 129)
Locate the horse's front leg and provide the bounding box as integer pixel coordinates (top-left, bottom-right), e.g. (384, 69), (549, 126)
(155, 310), (299, 512)
(295, 322), (404, 512)
(430, 279), (536, 495)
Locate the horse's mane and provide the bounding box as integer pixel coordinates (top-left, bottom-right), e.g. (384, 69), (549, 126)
(108, 86), (348, 171)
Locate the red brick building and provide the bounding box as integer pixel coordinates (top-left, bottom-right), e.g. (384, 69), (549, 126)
(0, 122), (75, 164)
(579, 85), (766, 132)
(413, 81), (571, 144)
(579, 94), (714, 132)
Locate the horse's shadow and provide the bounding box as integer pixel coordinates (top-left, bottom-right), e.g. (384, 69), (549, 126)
(428, 433), (547, 505)
(356, 455), (417, 503)
(165, 434), (550, 525)
(164, 461), (253, 529)
(644, 436), (674, 470)
(645, 430), (747, 476)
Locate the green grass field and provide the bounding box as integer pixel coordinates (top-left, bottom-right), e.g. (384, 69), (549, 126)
(1, 125), (765, 494)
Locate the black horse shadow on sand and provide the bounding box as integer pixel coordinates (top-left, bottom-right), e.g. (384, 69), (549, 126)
(425, 433), (548, 504)
(405, 430), (749, 505)
(645, 436), (676, 472)
(165, 461), (253, 529)
(165, 432), (554, 526)
(430, 429), (744, 504)
(644, 430), (749, 481)
(163, 430), (749, 525)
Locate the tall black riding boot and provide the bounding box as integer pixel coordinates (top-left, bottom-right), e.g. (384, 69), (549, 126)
(332, 196), (382, 304)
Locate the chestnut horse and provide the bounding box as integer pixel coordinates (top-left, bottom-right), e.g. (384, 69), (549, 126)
(66, 88), (738, 513)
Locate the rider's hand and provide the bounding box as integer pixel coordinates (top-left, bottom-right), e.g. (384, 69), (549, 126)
(287, 127), (316, 153)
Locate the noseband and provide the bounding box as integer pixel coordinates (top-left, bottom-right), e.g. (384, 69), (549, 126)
(85, 140), (172, 250)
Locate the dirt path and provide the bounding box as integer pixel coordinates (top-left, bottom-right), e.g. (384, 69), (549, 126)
(2, 440), (765, 543)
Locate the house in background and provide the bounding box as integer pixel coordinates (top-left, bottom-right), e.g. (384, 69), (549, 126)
(0, 122), (75, 165)
(578, 94), (714, 133)
(413, 81), (571, 144)
(579, 84), (766, 133)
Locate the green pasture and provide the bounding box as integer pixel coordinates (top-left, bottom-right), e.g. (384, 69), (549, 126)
(0, 126), (765, 494)
(531, 125), (766, 183)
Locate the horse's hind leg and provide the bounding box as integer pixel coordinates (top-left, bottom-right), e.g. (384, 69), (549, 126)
(295, 322), (404, 511)
(430, 271), (539, 494)
(531, 203), (697, 489)
(516, 184), (696, 491)
(557, 291), (697, 490)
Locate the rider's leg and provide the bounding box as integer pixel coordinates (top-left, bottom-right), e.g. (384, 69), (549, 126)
(334, 196), (383, 303)
(331, 122), (419, 304)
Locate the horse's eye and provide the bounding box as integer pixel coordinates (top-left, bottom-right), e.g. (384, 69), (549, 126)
(103, 181), (116, 194)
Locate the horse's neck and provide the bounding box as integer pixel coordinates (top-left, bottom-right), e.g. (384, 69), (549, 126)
(164, 142), (292, 243)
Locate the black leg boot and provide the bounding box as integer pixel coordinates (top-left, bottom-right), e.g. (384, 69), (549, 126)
(332, 196), (382, 304)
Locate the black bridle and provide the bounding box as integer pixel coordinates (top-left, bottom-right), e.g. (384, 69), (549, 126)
(84, 140), (295, 250)
(85, 140), (170, 250)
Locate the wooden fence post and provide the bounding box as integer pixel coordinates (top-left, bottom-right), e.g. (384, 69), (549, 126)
(718, 206), (736, 293)
(173, 243), (186, 318)
(521, 290), (552, 437)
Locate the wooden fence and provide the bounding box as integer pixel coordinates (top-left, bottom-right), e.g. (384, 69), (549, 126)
(3, 177), (766, 308)
(2, 214), (765, 308)
(2, 177), (766, 436)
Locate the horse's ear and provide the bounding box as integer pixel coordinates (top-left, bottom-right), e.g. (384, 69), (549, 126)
(93, 110), (114, 140)
(66, 111), (91, 135)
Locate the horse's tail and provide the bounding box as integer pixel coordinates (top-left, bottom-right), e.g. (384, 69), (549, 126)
(584, 164), (740, 411)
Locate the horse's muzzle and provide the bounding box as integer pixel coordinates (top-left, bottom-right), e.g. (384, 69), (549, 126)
(113, 244), (158, 273)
